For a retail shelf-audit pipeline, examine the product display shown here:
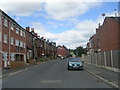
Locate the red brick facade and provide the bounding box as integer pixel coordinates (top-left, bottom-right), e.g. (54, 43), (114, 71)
(0, 12), (2, 68)
(88, 17), (120, 53)
(99, 17), (120, 52)
(57, 45), (69, 58)
(0, 10), (26, 68)
(0, 9), (59, 68)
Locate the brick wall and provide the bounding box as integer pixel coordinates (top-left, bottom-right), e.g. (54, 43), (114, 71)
(99, 17), (119, 52)
(57, 45), (69, 58)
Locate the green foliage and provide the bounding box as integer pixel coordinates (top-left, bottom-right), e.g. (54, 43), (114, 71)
(37, 57), (45, 62)
(69, 46), (87, 57)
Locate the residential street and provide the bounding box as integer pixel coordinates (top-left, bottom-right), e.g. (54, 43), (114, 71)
(2, 59), (113, 88)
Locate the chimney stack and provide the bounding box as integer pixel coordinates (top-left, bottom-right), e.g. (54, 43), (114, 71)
(26, 26), (30, 32)
(31, 28), (34, 33)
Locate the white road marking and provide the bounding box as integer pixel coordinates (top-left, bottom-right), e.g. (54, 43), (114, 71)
(41, 80), (62, 83)
(9, 68), (28, 76)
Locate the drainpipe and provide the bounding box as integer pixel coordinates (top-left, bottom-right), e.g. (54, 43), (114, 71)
(8, 20), (10, 68)
(24, 30), (27, 64)
(0, 11), (2, 68)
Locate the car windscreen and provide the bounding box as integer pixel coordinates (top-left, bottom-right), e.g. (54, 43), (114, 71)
(69, 58), (80, 62)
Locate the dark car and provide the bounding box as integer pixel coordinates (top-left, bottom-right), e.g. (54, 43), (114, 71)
(68, 57), (83, 70)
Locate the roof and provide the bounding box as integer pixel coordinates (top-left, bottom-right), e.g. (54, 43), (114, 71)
(0, 9), (25, 30)
(107, 17), (120, 23)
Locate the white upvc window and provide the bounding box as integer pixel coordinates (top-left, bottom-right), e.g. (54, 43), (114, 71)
(4, 18), (8, 27)
(10, 53), (15, 61)
(0, 32), (2, 42)
(3, 34), (7, 43)
(15, 39), (19, 46)
(20, 30), (23, 36)
(2, 52), (8, 61)
(11, 37), (14, 45)
(16, 27), (19, 34)
(22, 31), (25, 37)
(11, 23), (14, 31)
(20, 41), (23, 47)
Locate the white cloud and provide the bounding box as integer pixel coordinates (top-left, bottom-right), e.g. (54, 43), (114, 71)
(31, 18), (101, 49)
(30, 11), (115, 49)
(0, 1), (115, 49)
(44, 1), (101, 20)
(0, 2), (43, 16)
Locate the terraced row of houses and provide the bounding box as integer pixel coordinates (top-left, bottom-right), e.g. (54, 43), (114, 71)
(0, 10), (59, 68)
(82, 16), (120, 72)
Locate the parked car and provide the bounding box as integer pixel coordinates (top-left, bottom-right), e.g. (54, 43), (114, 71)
(68, 57), (83, 70)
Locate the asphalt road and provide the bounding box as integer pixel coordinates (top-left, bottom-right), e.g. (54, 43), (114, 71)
(2, 58), (112, 88)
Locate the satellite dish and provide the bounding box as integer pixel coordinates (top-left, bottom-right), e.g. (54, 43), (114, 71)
(102, 13), (106, 17)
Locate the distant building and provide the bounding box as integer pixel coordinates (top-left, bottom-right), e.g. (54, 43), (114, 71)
(57, 45), (69, 58)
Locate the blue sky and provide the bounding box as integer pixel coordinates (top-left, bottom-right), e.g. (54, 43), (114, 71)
(0, 1), (119, 49)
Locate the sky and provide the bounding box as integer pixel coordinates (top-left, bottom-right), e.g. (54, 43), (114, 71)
(0, 0), (119, 49)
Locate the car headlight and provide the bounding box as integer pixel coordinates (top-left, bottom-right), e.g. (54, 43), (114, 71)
(79, 63), (82, 66)
(69, 63), (72, 66)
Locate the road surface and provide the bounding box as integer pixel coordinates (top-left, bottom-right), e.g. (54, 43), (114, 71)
(2, 58), (112, 88)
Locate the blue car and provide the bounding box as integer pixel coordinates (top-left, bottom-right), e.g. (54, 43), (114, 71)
(68, 57), (83, 70)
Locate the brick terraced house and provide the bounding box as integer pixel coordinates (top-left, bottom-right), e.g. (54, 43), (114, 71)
(57, 45), (69, 59)
(0, 10), (26, 68)
(87, 17), (120, 53)
(0, 9), (63, 68)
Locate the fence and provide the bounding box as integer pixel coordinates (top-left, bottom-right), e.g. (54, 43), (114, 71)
(82, 50), (119, 72)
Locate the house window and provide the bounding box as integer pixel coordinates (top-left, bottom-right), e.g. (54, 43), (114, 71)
(11, 37), (14, 45)
(20, 41), (23, 47)
(15, 39), (19, 46)
(16, 27), (19, 34)
(2, 52), (8, 61)
(3, 34), (7, 43)
(4, 18), (8, 27)
(20, 30), (23, 36)
(10, 53), (15, 61)
(16, 46), (19, 51)
(11, 23), (14, 31)
(22, 31), (25, 37)
(0, 32), (2, 42)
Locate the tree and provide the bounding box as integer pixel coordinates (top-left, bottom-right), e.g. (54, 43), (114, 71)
(74, 46), (87, 57)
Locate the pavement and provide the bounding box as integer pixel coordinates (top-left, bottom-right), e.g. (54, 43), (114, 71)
(2, 62), (37, 77)
(2, 60), (53, 78)
(1, 58), (116, 88)
(84, 63), (119, 89)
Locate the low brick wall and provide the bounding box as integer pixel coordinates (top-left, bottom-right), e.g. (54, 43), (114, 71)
(10, 61), (25, 69)
(28, 59), (35, 64)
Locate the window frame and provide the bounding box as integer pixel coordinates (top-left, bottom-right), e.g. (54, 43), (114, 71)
(16, 27), (19, 34)
(20, 30), (23, 36)
(3, 34), (8, 44)
(11, 37), (14, 45)
(11, 23), (14, 31)
(4, 18), (8, 27)
(15, 39), (19, 46)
